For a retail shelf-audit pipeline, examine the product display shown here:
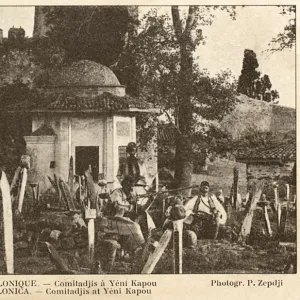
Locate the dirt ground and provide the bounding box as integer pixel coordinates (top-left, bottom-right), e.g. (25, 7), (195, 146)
(0, 207), (295, 275)
(1, 237), (295, 275)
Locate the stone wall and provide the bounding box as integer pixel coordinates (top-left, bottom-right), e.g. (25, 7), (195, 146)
(247, 161), (295, 189)
(247, 161), (294, 182)
(221, 96), (273, 139)
(220, 95), (296, 139)
(272, 104), (296, 135)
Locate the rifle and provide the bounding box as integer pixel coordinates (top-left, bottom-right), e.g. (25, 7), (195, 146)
(135, 185), (199, 199)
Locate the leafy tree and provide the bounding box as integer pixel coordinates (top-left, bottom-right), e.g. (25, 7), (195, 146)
(35, 6), (139, 66)
(237, 49), (260, 98)
(191, 124), (235, 173)
(0, 133), (22, 180)
(237, 50), (280, 102)
(0, 46), (39, 175)
(257, 73), (279, 102)
(268, 6), (296, 52)
(115, 7), (237, 192)
(0, 47), (39, 88)
(254, 79), (262, 99)
(0, 6), (238, 192)
(260, 74), (271, 101)
(270, 89), (279, 102)
(261, 74), (271, 91)
(0, 81), (32, 177)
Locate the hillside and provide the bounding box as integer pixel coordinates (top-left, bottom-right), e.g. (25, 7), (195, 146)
(220, 94), (296, 139)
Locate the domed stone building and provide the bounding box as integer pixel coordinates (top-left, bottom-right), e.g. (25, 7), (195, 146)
(9, 60), (157, 192)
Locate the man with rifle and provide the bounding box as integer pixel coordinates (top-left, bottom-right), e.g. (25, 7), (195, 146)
(99, 176), (145, 261)
(108, 176), (137, 217)
(108, 175), (153, 236)
(183, 181), (227, 248)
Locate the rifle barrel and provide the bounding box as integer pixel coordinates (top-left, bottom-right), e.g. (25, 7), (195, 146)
(136, 185), (199, 199)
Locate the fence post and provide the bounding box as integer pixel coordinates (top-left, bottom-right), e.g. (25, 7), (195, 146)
(173, 220), (183, 274)
(233, 166), (239, 210)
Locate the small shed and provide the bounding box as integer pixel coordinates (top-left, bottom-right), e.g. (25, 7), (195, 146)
(7, 60), (158, 192)
(236, 142), (296, 188)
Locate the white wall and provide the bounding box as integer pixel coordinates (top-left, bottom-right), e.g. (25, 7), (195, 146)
(32, 115), (105, 182)
(24, 135), (56, 193)
(71, 116), (104, 176)
(30, 114), (152, 193)
(112, 115), (136, 189)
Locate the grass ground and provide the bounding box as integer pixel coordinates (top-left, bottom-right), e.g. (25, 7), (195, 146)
(191, 159), (247, 197)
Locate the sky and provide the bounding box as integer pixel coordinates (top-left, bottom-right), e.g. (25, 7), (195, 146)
(0, 6), (296, 108)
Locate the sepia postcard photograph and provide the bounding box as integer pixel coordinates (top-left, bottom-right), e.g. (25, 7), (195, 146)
(0, 2), (297, 299)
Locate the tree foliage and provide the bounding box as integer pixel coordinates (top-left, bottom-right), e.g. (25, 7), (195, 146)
(0, 47), (39, 88)
(237, 49), (260, 98)
(237, 49), (279, 102)
(116, 7), (237, 120)
(38, 6), (138, 66)
(115, 8), (237, 135)
(115, 7), (237, 190)
(0, 80), (31, 176)
(0, 6), (239, 190)
(268, 6), (296, 52)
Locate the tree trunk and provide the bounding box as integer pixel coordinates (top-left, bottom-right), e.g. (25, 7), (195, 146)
(173, 135), (193, 195)
(33, 7), (53, 38)
(233, 166), (239, 210)
(172, 7), (195, 195)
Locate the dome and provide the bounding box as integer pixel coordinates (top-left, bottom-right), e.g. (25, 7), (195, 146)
(47, 60), (121, 87)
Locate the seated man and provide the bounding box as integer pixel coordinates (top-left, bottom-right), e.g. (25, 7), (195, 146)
(99, 176), (145, 252)
(109, 176), (136, 217)
(183, 181), (227, 248)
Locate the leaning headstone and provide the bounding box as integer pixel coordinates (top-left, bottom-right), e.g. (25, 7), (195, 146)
(17, 155), (30, 213)
(1, 171), (14, 274)
(238, 181), (264, 244)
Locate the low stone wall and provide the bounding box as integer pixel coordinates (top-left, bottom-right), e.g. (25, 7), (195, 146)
(247, 161), (295, 198)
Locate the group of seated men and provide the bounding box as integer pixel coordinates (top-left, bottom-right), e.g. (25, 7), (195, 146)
(105, 178), (227, 249)
(98, 142), (228, 250)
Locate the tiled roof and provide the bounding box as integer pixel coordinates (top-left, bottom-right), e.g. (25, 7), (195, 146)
(7, 92), (154, 113)
(237, 142), (296, 162)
